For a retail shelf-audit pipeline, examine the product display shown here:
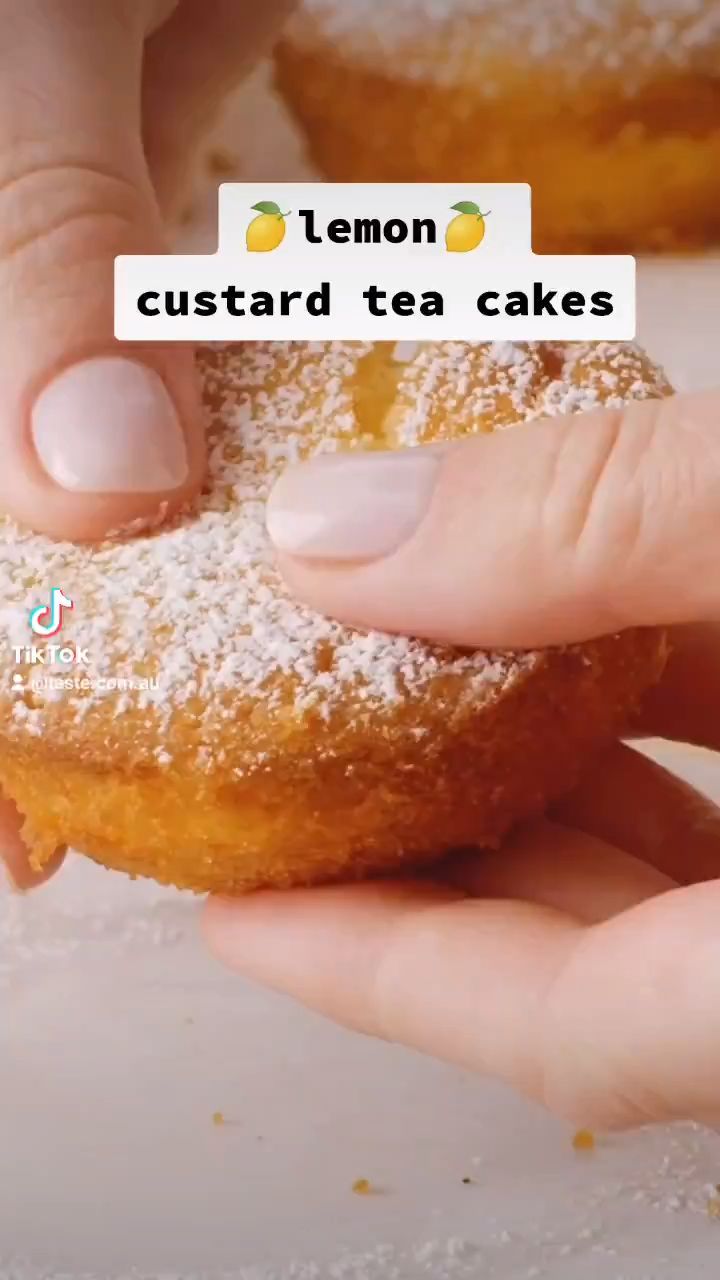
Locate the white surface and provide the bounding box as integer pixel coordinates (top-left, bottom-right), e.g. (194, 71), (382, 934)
(2, 66), (720, 1280)
(637, 257), (720, 392)
(4, 744), (720, 1280)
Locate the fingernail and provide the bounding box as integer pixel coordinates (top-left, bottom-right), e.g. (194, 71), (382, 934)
(267, 449), (442, 561)
(31, 357), (188, 493)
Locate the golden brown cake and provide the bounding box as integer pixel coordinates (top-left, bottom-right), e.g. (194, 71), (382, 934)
(275, 0), (720, 252)
(0, 340), (669, 893)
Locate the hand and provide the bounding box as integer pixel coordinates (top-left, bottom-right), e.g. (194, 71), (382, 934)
(0, 0), (293, 889)
(205, 388), (720, 1130)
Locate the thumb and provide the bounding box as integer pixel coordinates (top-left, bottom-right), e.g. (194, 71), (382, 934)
(267, 390), (720, 647)
(0, 2), (204, 541)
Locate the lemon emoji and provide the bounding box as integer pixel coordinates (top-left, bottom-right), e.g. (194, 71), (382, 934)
(246, 201), (291, 253)
(445, 202), (490, 253)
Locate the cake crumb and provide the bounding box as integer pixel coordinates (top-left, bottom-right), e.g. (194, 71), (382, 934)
(352, 1178), (372, 1195)
(707, 1192), (720, 1220)
(206, 146), (240, 176)
(572, 1129), (596, 1153)
(212, 1111), (225, 1127)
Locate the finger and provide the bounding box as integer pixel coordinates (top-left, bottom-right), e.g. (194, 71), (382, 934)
(443, 817), (676, 921)
(634, 624), (720, 752)
(0, 0), (205, 541)
(266, 388), (720, 647)
(205, 878), (720, 1129)
(0, 794), (65, 890)
(553, 741), (720, 884)
(143, 0), (297, 212)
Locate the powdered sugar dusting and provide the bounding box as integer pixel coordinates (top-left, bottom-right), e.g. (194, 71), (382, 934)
(389, 342), (546, 445)
(284, 0), (720, 88)
(0, 340), (666, 770)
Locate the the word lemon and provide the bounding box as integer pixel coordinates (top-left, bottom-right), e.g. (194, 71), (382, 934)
(246, 202), (291, 253)
(445, 202), (490, 253)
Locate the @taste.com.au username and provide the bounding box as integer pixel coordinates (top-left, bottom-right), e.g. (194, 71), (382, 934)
(10, 673), (162, 694)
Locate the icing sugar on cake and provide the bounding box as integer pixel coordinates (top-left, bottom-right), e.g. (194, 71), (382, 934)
(0, 340), (667, 770)
(285, 0), (720, 86)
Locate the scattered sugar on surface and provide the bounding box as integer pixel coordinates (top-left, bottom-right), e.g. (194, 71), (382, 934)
(0, 340), (665, 771)
(4, 853), (720, 1277)
(0, 862), (189, 989)
(3, 1168), (720, 1280)
(2, 856), (718, 1275)
(286, 0), (720, 87)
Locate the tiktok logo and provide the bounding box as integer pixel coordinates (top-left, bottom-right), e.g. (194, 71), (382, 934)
(28, 588), (74, 639)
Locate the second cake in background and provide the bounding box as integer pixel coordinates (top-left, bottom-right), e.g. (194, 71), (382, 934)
(275, 0), (720, 253)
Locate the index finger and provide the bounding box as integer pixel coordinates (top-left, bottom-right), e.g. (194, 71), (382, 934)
(0, 794), (64, 890)
(269, 390), (720, 648)
(205, 876), (720, 1130)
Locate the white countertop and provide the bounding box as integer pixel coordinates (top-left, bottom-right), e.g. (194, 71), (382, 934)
(2, 67), (720, 1280)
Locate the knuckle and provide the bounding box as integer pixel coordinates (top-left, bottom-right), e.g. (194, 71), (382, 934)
(537, 971), (650, 1129)
(537, 924), (683, 1131)
(662, 396), (720, 530)
(543, 1071), (666, 1131)
(543, 398), (674, 601)
(0, 156), (147, 272)
(544, 407), (628, 562)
